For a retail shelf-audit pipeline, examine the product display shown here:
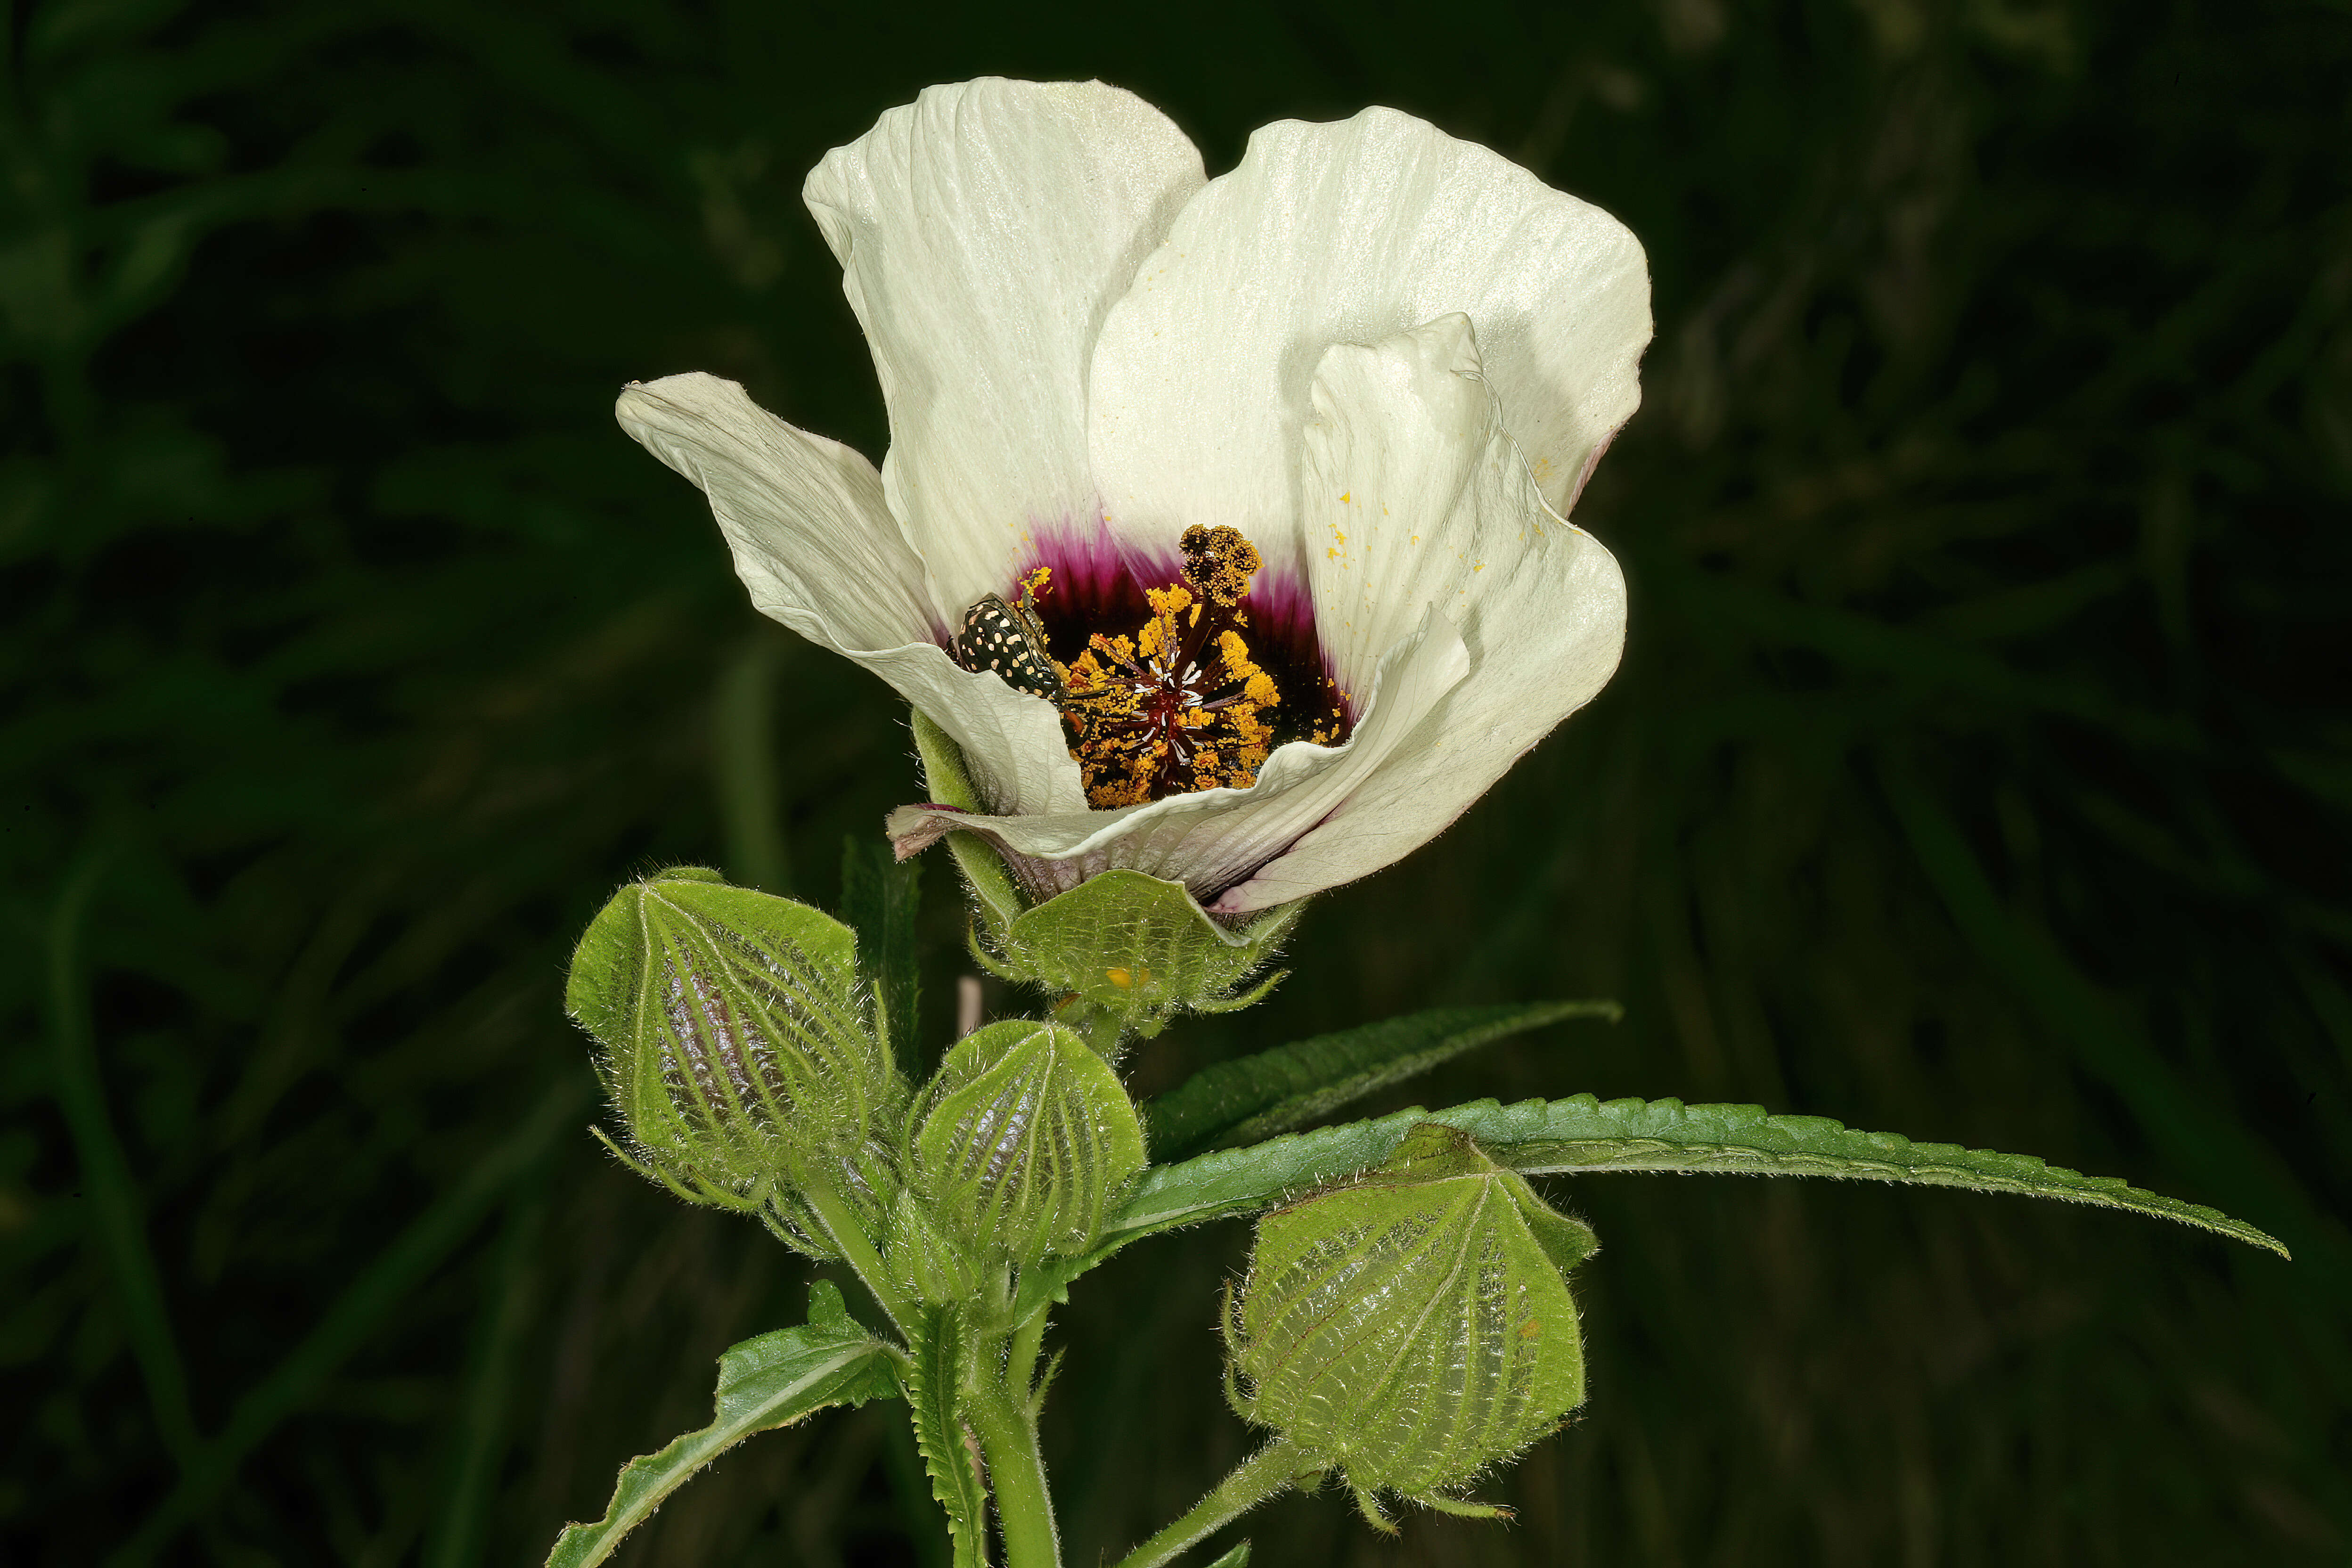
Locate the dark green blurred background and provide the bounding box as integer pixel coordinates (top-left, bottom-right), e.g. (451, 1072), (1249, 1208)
(8, 0), (2350, 1562)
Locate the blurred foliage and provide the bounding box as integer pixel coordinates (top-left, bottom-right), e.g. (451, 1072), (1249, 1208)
(5, 0), (2348, 1563)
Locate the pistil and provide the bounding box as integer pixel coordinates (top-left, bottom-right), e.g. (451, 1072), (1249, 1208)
(1059, 526), (1282, 808)
(950, 525), (1348, 809)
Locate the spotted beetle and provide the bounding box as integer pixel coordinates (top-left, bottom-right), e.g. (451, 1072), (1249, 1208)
(952, 589), (1063, 702)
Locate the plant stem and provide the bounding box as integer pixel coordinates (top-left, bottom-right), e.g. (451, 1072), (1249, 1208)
(1053, 999), (1130, 1063)
(1111, 1441), (1302, 1568)
(967, 1375), (1060, 1568)
(1006, 1309), (1048, 1400)
(797, 1181), (910, 1336)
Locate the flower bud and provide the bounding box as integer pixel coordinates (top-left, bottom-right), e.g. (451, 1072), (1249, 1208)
(566, 867), (892, 1214)
(906, 1020), (1147, 1272)
(1224, 1123), (1597, 1521)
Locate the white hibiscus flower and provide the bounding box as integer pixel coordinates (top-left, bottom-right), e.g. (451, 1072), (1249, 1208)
(619, 77), (1648, 918)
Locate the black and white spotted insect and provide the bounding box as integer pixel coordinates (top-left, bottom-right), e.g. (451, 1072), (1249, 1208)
(952, 593), (1064, 702)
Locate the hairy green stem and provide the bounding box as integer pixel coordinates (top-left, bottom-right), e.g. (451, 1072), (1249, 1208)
(798, 1181), (910, 1337)
(1006, 1310), (1048, 1400)
(1112, 1441), (1303, 1568)
(1051, 1000), (1130, 1063)
(967, 1376), (1060, 1568)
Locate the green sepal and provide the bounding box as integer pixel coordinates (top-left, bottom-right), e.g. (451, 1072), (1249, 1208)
(1145, 1000), (1621, 1160)
(1203, 1545), (1252, 1568)
(544, 1281), (898, 1568)
(1100, 1095), (2291, 1259)
(910, 711), (1301, 1045)
(1374, 1121), (1600, 1272)
(910, 709), (1024, 934)
(566, 868), (889, 1221)
(1227, 1124), (1589, 1509)
(882, 1186), (989, 1310)
(1007, 871), (1302, 1047)
(908, 1020), (1147, 1272)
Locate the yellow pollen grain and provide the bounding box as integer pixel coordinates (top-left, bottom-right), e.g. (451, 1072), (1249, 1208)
(1059, 531), (1288, 808)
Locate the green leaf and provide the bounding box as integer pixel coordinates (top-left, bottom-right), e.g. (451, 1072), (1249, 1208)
(904, 1307), (989, 1568)
(545, 1282), (895, 1568)
(1012, 871), (1303, 1042)
(1143, 1001), (1620, 1160)
(1097, 1095), (2290, 1260)
(842, 836), (923, 1064)
(1203, 1545), (1251, 1568)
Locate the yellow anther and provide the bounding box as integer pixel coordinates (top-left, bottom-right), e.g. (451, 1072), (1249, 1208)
(1055, 526), (1288, 807)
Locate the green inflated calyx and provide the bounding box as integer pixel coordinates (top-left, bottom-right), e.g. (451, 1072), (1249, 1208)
(1002, 871), (1301, 1050)
(905, 1020), (1146, 1282)
(1225, 1123), (1596, 1527)
(566, 867), (892, 1228)
(910, 710), (1300, 1051)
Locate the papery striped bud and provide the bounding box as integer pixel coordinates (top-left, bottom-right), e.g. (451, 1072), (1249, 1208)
(566, 867), (891, 1217)
(905, 1020), (1146, 1273)
(1224, 1122), (1597, 1525)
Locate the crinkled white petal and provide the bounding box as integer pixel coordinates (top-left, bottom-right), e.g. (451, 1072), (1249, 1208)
(1088, 106), (1650, 580)
(616, 373), (937, 649)
(616, 372), (1085, 816)
(1207, 314), (1626, 913)
(804, 78), (1205, 618)
(885, 609), (1469, 902)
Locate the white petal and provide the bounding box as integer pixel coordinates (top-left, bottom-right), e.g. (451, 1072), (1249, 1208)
(1211, 315), (1626, 912)
(616, 372), (1086, 816)
(804, 78), (1205, 617)
(1089, 106), (1650, 579)
(856, 646), (1088, 817)
(885, 609), (1469, 902)
(617, 373), (936, 650)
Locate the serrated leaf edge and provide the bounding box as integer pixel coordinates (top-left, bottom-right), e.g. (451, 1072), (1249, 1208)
(1101, 1095), (2289, 1259)
(904, 1307), (990, 1568)
(1146, 1001), (1620, 1160)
